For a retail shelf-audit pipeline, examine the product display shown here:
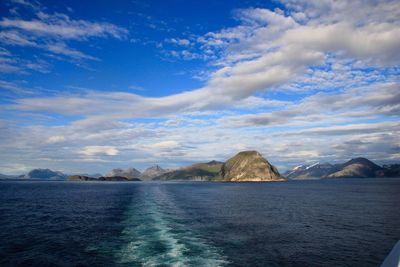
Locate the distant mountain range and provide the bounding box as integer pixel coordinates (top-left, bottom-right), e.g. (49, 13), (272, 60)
(0, 168), (69, 180)
(0, 169), (101, 180)
(1, 153), (399, 182)
(0, 173), (19, 179)
(285, 158), (400, 179)
(24, 168), (68, 180)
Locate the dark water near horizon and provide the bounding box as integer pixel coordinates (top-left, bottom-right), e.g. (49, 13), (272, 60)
(0, 179), (399, 267)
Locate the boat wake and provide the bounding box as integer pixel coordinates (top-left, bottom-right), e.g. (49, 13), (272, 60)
(90, 184), (228, 266)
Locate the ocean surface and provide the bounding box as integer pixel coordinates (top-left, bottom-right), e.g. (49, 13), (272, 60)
(0, 179), (399, 267)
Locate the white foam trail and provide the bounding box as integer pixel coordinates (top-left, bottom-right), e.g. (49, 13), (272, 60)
(117, 185), (228, 266)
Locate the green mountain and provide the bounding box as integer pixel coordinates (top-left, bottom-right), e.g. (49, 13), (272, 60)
(153, 160), (223, 181)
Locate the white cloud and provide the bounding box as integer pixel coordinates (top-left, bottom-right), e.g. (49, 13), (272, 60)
(0, 80), (33, 94)
(45, 42), (99, 60)
(144, 140), (179, 151)
(79, 146), (119, 156)
(218, 82), (400, 128)
(166, 38), (191, 46)
(0, 12), (128, 40)
(9, 0), (42, 11)
(46, 135), (66, 144)
(0, 30), (37, 46)
(0, 9), (128, 67)
(128, 85), (145, 91)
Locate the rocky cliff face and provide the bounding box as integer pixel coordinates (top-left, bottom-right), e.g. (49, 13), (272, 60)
(220, 151), (285, 182)
(140, 165), (168, 180)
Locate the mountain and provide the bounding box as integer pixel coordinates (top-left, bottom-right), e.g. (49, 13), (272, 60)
(105, 168), (141, 179)
(140, 165), (168, 180)
(327, 157), (383, 178)
(0, 173), (19, 179)
(285, 162), (337, 179)
(378, 164), (400, 177)
(153, 160), (223, 181)
(24, 169), (67, 180)
(287, 157), (398, 179)
(220, 151), (285, 182)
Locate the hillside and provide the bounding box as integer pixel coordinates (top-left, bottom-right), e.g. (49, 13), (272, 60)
(327, 158), (383, 178)
(105, 168), (141, 179)
(153, 161), (223, 181)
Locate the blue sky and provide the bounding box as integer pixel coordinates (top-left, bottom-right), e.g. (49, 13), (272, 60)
(0, 0), (399, 174)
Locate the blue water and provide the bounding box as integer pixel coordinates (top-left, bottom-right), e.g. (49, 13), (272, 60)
(0, 179), (399, 267)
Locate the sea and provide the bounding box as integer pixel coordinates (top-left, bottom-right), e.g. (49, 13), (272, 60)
(0, 178), (399, 267)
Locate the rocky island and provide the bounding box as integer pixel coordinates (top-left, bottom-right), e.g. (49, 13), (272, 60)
(220, 151), (285, 182)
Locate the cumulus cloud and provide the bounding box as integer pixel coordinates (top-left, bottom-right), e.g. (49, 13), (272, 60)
(10, 1), (399, 113)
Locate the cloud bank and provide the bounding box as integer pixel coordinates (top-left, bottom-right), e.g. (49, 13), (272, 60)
(0, 0), (399, 174)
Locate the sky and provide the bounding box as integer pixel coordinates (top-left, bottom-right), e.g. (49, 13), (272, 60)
(0, 0), (399, 174)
